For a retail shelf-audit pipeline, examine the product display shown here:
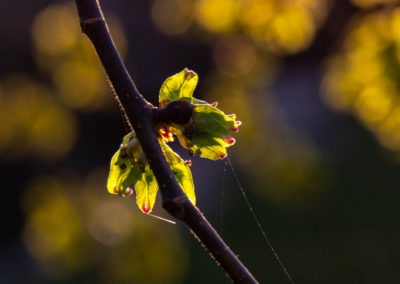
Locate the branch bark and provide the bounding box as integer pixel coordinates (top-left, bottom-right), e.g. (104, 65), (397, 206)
(73, 1), (258, 283)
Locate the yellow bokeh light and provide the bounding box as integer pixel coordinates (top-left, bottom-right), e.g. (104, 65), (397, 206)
(88, 201), (134, 246)
(31, 2), (127, 112)
(195, 0), (238, 33)
(32, 3), (80, 56)
(152, 0), (330, 55)
(53, 60), (107, 110)
(213, 35), (257, 77)
(239, 0), (274, 32)
(322, 9), (400, 154)
(151, 0), (192, 35)
(239, 0), (330, 54)
(268, 7), (315, 54)
(30, 100), (77, 159)
(355, 83), (394, 125)
(22, 177), (89, 277)
(321, 59), (359, 111)
(0, 75), (77, 161)
(22, 171), (189, 283)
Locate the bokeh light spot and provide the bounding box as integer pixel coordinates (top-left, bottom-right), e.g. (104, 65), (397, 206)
(151, 0), (192, 36)
(0, 75), (77, 161)
(322, 9), (400, 154)
(22, 172), (189, 283)
(32, 3), (80, 56)
(53, 61), (107, 110)
(88, 201), (134, 246)
(213, 35), (257, 77)
(195, 0), (238, 33)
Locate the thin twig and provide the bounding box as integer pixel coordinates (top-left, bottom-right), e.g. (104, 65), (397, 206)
(73, 1), (259, 283)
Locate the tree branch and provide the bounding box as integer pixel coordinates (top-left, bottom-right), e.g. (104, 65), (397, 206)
(74, 1), (258, 283)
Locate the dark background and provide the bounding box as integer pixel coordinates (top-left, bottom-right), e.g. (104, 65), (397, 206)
(1, 0), (400, 283)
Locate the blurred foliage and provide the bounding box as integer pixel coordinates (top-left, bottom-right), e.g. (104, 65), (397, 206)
(0, 2), (128, 161)
(322, 8), (400, 154)
(151, 0), (331, 54)
(0, 75), (76, 161)
(22, 170), (188, 283)
(31, 2), (126, 112)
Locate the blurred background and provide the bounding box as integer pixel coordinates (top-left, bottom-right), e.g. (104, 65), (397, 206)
(1, 0), (400, 283)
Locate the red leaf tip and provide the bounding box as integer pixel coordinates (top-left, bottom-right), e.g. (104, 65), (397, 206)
(142, 201), (150, 213)
(218, 152), (228, 159)
(224, 137), (236, 145)
(186, 70), (195, 79)
(228, 121), (241, 132)
(124, 188), (133, 196)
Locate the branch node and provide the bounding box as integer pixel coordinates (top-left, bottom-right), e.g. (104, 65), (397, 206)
(154, 100), (195, 125)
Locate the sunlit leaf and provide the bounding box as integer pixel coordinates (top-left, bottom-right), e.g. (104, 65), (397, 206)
(108, 68), (241, 214)
(160, 140), (196, 205)
(194, 104), (236, 138)
(177, 129), (228, 160)
(159, 68), (199, 107)
(169, 103), (239, 160)
(122, 131), (135, 146)
(158, 69), (241, 160)
(132, 163), (159, 213)
(322, 10), (400, 153)
(107, 149), (134, 196)
(189, 98), (209, 105)
(107, 131), (197, 213)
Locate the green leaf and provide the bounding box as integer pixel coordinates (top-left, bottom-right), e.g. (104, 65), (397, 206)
(108, 131), (196, 213)
(170, 104), (238, 160)
(132, 163), (159, 213)
(107, 68), (241, 214)
(186, 131), (228, 160)
(157, 69), (240, 161)
(159, 68), (199, 107)
(122, 131), (135, 146)
(107, 149), (134, 196)
(181, 97), (209, 105)
(160, 140), (196, 205)
(194, 104), (236, 138)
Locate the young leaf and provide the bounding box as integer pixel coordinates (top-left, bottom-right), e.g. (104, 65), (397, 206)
(122, 131), (135, 146)
(174, 128), (228, 160)
(159, 68), (199, 107)
(107, 130), (197, 213)
(169, 104), (239, 160)
(160, 140), (196, 205)
(107, 149), (134, 197)
(158, 69), (241, 160)
(107, 68), (240, 213)
(194, 104), (236, 138)
(132, 163), (159, 213)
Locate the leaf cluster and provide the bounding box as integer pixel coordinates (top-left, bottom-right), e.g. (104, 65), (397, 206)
(107, 69), (240, 213)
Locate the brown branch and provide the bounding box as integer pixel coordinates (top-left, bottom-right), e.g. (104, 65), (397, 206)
(73, 1), (259, 283)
